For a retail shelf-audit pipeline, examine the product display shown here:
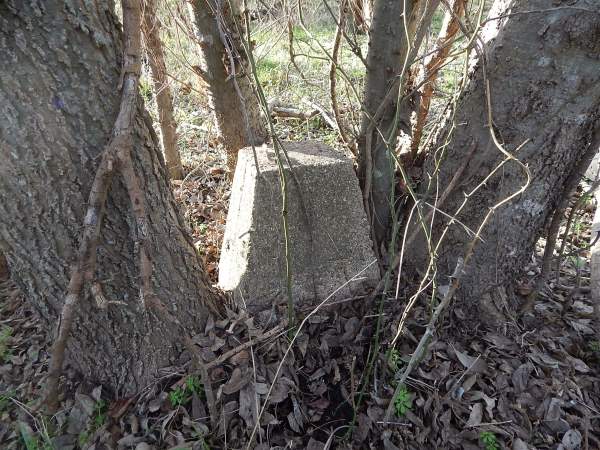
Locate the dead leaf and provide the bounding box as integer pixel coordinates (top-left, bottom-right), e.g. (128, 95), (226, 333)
(453, 347), (487, 373)
(222, 367), (249, 395)
(511, 363), (532, 393)
(466, 403), (483, 427)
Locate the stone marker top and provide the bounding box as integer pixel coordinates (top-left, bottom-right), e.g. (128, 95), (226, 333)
(219, 140), (379, 315)
(253, 141), (349, 171)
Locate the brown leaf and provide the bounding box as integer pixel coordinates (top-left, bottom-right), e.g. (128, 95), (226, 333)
(308, 397), (330, 410)
(453, 347), (487, 373)
(222, 367), (249, 395)
(466, 403), (483, 427)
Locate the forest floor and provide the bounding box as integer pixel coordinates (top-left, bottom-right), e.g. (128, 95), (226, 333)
(2, 7), (600, 449)
(1, 148), (600, 449)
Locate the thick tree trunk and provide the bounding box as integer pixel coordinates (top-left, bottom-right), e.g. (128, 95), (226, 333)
(410, 0), (600, 321)
(188, 0), (265, 172)
(358, 0), (438, 248)
(142, 0), (184, 180)
(0, 0), (219, 396)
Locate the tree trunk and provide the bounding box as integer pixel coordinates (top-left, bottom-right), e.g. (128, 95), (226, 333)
(188, 0), (265, 173)
(410, 0), (600, 322)
(357, 0), (439, 248)
(0, 0), (219, 396)
(142, 0), (184, 180)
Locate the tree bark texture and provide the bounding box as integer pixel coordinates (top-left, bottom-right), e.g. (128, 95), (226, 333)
(189, 0), (265, 172)
(0, 0), (218, 396)
(358, 0), (439, 247)
(410, 0), (600, 320)
(142, 0), (184, 180)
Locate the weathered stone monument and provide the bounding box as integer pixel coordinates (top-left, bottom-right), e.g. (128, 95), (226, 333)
(218, 141), (378, 313)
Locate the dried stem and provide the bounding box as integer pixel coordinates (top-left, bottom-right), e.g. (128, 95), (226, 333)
(519, 130), (600, 314)
(329, 0), (357, 154)
(383, 77), (532, 422)
(141, 0), (183, 179)
(410, 0), (466, 159)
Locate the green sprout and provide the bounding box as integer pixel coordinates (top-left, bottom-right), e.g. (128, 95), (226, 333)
(393, 385), (412, 417)
(388, 349), (401, 371)
(19, 423), (54, 450)
(0, 326), (13, 362)
(169, 375), (204, 407)
(589, 341), (600, 352)
(480, 431), (499, 450)
(93, 399), (107, 429)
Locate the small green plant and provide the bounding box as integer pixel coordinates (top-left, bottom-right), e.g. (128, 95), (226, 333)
(92, 399), (107, 429)
(581, 192), (594, 207)
(78, 430), (90, 447)
(169, 375), (204, 407)
(568, 255), (585, 269)
(589, 341), (600, 352)
(185, 375), (203, 396)
(572, 217), (583, 234)
(139, 77), (153, 103)
(0, 326), (13, 362)
(480, 431), (499, 450)
(78, 399), (107, 446)
(0, 391), (13, 412)
(19, 423), (54, 450)
(169, 386), (187, 407)
(393, 385), (412, 417)
(388, 349), (401, 371)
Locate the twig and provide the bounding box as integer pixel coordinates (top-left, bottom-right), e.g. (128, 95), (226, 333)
(329, 0), (356, 154)
(302, 99), (338, 130)
(520, 134), (600, 314)
(410, 0), (466, 159)
(384, 77), (532, 421)
(271, 105), (318, 120)
(556, 177), (600, 280)
(241, 0), (295, 329)
(208, 323), (286, 370)
(174, 322), (286, 387)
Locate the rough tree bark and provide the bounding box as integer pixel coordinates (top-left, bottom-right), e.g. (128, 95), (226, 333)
(188, 0), (266, 172)
(142, 0), (184, 180)
(410, 0), (600, 322)
(357, 0), (439, 249)
(0, 0), (219, 396)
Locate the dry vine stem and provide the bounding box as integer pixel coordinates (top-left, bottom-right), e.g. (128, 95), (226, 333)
(410, 0), (466, 159)
(387, 0), (488, 348)
(44, 0), (143, 412)
(329, 0), (357, 154)
(141, 0), (184, 180)
(383, 78), (532, 421)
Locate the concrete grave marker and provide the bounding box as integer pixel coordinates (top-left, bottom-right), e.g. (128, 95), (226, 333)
(218, 141), (378, 313)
